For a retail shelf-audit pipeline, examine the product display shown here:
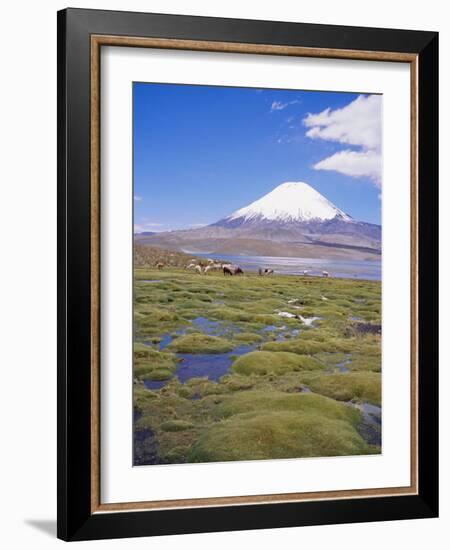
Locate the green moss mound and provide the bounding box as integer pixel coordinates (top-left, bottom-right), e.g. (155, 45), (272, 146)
(137, 306), (178, 324)
(301, 372), (381, 405)
(232, 351), (323, 376)
(133, 385), (159, 409)
(216, 390), (360, 424)
(133, 343), (159, 359)
(160, 420), (195, 432)
(165, 446), (191, 462)
(233, 332), (263, 343)
(146, 368), (174, 381)
(262, 337), (353, 355)
(188, 411), (370, 462)
(314, 351), (348, 365)
(349, 353), (381, 372)
(167, 333), (234, 354)
(210, 306), (276, 325)
(133, 345), (178, 379)
(210, 307), (252, 322)
(222, 378), (255, 392)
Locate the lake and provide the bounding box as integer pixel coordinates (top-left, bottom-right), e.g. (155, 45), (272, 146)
(197, 253), (381, 281)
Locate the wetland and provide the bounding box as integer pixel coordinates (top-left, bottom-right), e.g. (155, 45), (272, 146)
(133, 267), (382, 465)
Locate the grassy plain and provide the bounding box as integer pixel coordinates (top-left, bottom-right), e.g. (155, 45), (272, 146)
(133, 266), (381, 464)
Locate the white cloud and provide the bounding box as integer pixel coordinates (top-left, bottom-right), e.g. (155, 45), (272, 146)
(303, 94), (382, 185)
(304, 95), (381, 150)
(270, 99), (300, 112)
(188, 223), (207, 228)
(276, 135), (294, 144)
(271, 101), (288, 111)
(134, 221), (165, 233)
(314, 150), (381, 184)
(134, 195), (143, 201)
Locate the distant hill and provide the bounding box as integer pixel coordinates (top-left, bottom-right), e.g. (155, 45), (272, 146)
(134, 244), (202, 268)
(135, 182), (381, 261)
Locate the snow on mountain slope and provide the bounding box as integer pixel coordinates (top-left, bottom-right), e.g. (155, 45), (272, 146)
(223, 181), (352, 224)
(135, 180), (381, 259)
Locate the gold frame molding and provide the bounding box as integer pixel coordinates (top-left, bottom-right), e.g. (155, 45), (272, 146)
(90, 35), (419, 514)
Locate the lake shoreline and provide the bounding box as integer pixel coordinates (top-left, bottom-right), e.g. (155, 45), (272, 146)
(195, 253), (381, 281)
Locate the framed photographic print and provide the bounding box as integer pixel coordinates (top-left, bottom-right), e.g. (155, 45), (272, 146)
(57, 8), (439, 541)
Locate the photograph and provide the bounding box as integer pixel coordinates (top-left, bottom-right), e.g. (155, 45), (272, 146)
(132, 83), (383, 466)
(51, 4), (438, 542)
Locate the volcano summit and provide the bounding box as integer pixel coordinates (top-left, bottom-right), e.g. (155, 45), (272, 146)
(219, 181), (352, 225)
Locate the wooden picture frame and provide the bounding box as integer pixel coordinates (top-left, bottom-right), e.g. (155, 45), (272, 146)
(57, 7), (438, 541)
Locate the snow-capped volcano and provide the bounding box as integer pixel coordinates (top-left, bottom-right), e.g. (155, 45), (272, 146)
(136, 180), (381, 259)
(221, 181), (352, 225)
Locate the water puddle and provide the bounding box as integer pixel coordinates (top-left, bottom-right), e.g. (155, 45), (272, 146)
(158, 327), (188, 350)
(176, 344), (254, 383)
(143, 343), (255, 390)
(142, 315), (310, 393)
(261, 324), (301, 341)
(157, 318), (241, 353)
(335, 354), (352, 373)
(335, 364), (350, 373)
(158, 334), (175, 349)
(143, 379), (170, 390)
(276, 328), (301, 341)
(351, 402), (382, 447)
(261, 324), (278, 333)
(144, 315), (256, 388)
(191, 316), (239, 337)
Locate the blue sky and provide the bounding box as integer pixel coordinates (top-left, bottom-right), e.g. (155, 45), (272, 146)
(133, 83), (382, 232)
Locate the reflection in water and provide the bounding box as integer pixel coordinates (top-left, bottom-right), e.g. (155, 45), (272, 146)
(143, 379), (169, 390)
(176, 345), (254, 383)
(144, 316), (305, 390)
